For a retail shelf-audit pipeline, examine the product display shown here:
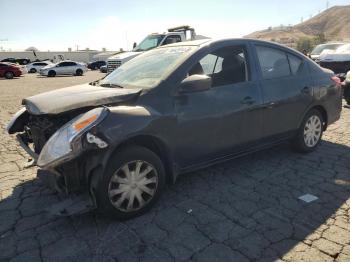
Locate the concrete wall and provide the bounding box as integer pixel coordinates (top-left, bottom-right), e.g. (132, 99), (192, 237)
(0, 51), (111, 63)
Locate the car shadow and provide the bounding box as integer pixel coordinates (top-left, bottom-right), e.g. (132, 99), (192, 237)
(0, 140), (349, 261)
(0, 78), (20, 81)
(35, 75), (83, 79)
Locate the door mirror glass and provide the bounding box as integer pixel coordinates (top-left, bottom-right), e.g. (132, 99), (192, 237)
(179, 74), (212, 93)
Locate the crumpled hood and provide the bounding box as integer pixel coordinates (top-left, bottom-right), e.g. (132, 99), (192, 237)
(22, 83), (142, 115)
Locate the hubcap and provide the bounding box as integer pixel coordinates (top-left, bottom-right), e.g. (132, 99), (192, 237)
(108, 160), (158, 212)
(303, 115), (322, 147)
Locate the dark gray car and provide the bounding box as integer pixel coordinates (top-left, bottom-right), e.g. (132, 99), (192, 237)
(7, 39), (343, 219)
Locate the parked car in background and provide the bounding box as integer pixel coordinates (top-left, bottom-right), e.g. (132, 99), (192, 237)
(100, 65), (107, 73)
(319, 44), (350, 74)
(343, 71), (350, 105)
(7, 39), (342, 219)
(39, 60), (87, 77)
(1, 57), (31, 65)
(26, 61), (53, 73)
(0, 62), (22, 79)
(88, 61), (106, 70)
(310, 42), (344, 62)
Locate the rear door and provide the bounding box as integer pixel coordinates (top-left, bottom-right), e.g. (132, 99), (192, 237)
(254, 45), (313, 138)
(65, 62), (76, 74)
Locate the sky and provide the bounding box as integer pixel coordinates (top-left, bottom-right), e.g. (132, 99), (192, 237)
(0, 0), (349, 51)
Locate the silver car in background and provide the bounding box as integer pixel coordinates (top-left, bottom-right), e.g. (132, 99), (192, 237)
(39, 60), (87, 77)
(26, 61), (53, 73)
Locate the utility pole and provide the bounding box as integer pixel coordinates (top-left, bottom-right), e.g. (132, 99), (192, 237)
(326, 1), (329, 9)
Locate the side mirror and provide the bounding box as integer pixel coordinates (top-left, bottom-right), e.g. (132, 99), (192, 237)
(133, 42), (137, 49)
(179, 74), (212, 93)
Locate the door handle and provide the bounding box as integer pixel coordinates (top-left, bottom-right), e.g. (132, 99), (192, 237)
(301, 86), (310, 94)
(241, 96), (255, 105)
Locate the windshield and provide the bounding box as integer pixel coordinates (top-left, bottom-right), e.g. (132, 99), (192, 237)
(334, 44), (350, 54)
(100, 46), (197, 89)
(133, 35), (166, 52)
(311, 44), (343, 55)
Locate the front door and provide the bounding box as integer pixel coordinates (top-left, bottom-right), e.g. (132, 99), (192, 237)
(174, 44), (263, 168)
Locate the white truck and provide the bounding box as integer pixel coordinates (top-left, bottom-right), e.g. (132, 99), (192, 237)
(107, 25), (198, 73)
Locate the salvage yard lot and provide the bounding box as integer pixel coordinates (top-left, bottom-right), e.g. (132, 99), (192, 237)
(0, 72), (349, 262)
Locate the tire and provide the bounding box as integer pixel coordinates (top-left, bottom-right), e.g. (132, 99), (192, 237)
(95, 145), (166, 220)
(344, 86), (350, 105)
(29, 68), (37, 73)
(76, 69), (83, 76)
(48, 70), (56, 77)
(22, 60), (28, 65)
(4, 71), (14, 79)
(292, 109), (324, 153)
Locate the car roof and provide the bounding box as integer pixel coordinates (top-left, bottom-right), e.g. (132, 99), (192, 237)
(163, 38), (302, 55)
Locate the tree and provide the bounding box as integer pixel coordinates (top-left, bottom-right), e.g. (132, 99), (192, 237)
(313, 33), (327, 45)
(296, 33), (328, 52)
(296, 37), (313, 52)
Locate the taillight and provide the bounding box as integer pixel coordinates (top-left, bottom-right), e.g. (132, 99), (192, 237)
(331, 76), (341, 86)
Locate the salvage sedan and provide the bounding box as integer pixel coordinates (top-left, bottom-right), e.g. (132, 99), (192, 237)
(7, 39), (342, 219)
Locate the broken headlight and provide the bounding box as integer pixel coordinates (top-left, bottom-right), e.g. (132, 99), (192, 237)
(37, 107), (109, 168)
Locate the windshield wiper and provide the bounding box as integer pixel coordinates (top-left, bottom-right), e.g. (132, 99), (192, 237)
(99, 83), (124, 88)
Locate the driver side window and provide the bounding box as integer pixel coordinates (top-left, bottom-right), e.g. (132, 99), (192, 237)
(188, 46), (248, 87)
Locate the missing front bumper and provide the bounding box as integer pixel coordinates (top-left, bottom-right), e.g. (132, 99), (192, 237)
(37, 169), (96, 216)
(16, 133), (38, 162)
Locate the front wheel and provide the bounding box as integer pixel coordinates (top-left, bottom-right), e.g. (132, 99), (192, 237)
(292, 109), (324, 153)
(48, 70), (56, 77)
(95, 146), (165, 220)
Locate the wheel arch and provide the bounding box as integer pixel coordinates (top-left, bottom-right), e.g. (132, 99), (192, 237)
(106, 135), (176, 185)
(300, 105), (328, 131)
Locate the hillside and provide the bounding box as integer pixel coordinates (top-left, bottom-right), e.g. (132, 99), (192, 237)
(245, 5), (350, 45)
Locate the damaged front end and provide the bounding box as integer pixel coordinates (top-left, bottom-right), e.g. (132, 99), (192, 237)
(7, 106), (110, 215)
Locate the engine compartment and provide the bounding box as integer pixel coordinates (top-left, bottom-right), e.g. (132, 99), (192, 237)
(22, 109), (86, 154)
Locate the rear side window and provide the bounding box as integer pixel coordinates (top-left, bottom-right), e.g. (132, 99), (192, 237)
(287, 54), (303, 75)
(256, 46), (290, 79)
(162, 35), (182, 45)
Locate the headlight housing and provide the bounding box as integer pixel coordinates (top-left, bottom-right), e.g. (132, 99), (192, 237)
(37, 107), (108, 168)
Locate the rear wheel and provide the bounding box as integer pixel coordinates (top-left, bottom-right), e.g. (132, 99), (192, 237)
(48, 70), (56, 77)
(292, 109), (323, 153)
(29, 68), (37, 73)
(95, 146), (165, 220)
(4, 71), (14, 79)
(76, 69), (83, 76)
